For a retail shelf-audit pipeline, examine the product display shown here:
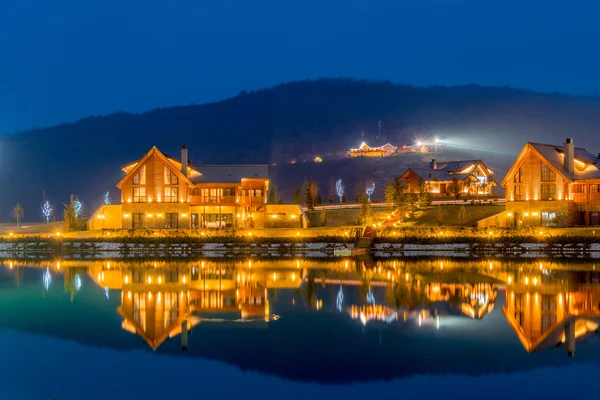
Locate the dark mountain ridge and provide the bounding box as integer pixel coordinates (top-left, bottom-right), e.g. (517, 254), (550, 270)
(1, 78), (600, 222)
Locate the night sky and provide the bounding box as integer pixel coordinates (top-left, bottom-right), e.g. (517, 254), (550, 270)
(1, 0), (599, 133)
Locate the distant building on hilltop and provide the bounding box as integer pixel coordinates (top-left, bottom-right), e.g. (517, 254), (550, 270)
(399, 141), (429, 153)
(501, 138), (600, 227)
(347, 142), (397, 158)
(399, 159), (497, 197)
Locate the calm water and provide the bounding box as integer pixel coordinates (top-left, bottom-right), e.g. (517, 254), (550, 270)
(0, 257), (599, 399)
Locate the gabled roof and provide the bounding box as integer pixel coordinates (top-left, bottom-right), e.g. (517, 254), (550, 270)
(436, 160), (483, 173)
(501, 142), (600, 186)
(402, 168), (473, 182)
(117, 146), (197, 188)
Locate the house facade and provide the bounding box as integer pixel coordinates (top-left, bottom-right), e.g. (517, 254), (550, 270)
(89, 146), (307, 230)
(399, 159), (497, 197)
(501, 139), (600, 227)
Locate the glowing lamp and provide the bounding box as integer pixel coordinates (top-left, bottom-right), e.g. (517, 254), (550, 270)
(507, 213), (513, 217)
(55, 232), (61, 237)
(9, 233), (13, 237)
(296, 231), (300, 236)
(182, 213), (188, 217)
(290, 214), (297, 219)
(147, 213), (153, 217)
(156, 213), (163, 217)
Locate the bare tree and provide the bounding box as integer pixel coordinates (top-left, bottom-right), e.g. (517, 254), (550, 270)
(11, 203), (24, 227)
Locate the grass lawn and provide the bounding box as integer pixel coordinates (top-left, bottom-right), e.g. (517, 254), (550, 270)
(0, 222), (63, 234)
(410, 204), (505, 227)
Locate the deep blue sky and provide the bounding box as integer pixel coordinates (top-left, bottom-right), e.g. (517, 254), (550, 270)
(1, 0), (599, 133)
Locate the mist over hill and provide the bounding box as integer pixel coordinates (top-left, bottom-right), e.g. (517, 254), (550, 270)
(1, 78), (600, 222)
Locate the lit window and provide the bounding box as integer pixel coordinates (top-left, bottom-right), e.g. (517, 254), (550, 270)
(164, 167), (178, 185)
(132, 165), (146, 185)
(133, 187), (146, 203)
(541, 162), (556, 182)
(164, 187), (178, 203)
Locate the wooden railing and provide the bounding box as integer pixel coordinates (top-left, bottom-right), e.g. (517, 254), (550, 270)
(190, 196), (236, 206)
(572, 193), (587, 203)
(572, 192), (600, 203)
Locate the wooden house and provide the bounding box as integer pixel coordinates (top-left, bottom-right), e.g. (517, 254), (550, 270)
(399, 159), (496, 197)
(501, 138), (600, 227)
(88, 145), (308, 230)
(347, 142), (397, 157)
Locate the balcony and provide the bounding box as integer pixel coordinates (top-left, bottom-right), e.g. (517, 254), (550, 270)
(239, 196), (265, 206)
(573, 192), (600, 204)
(190, 196), (236, 206)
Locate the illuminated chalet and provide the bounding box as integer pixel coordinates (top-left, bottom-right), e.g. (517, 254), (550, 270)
(501, 138), (600, 227)
(400, 159), (497, 196)
(88, 146), (307, 230)
(347, 142), (397, 158)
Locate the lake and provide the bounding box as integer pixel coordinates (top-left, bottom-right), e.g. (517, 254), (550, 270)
(0, 257), (599, 399)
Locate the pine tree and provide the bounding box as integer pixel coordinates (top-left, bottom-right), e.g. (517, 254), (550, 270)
(304, 177), (318, 210)
(293, 187), (302, 205)
(449, 177), (462, 199)
(357, 195), (372, 226)
(63, 194), (78, 231)
(418, 182), (432, 209)
(268, 187), (277, 204)
(315, 193), (323, 205)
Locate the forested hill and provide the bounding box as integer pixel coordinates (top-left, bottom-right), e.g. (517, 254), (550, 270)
(1, 78), (600, 222)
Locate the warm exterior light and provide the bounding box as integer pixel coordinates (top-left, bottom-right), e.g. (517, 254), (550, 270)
(507, 212), (513, 217)
(533, 277), (538, 286)
(125, 275), (129, 284)
(182, 213), (188, 217)
(55, 232), (61, 237)
(525, 277), (529, 285)
(508, 276), (512, 284)
(123, 213), (130, 218)
(532, 212), (539, 216)
(156, 213), (163, 217)
(271, 214), (277, 219)
(9, 233), (13, 237)
(488, 231), (493, 236)
(290, 214), (297, 219)
(148, 197), (152, 203)
(158, 276), (162, 284)
(539, 231), (544, 236)
(147, 213), (153, 217)
(296, 231), (300, 236)
(127, 198), (132, 203)
(237, 213), (241, 218)
(248, 232), (253, 236)
(182, 276), (187, 284)
(524, 212), (529, 216)
(147, 276), (152, 284)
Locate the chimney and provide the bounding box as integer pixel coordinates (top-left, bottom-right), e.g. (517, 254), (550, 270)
(564, 138), (574, 174)
(181, 144), (188, 177)
(430, 158), (437, 169)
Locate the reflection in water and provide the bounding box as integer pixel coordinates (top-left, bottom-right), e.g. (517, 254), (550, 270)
(1, 257), (600, 382)
(504, 269), (600, 357)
